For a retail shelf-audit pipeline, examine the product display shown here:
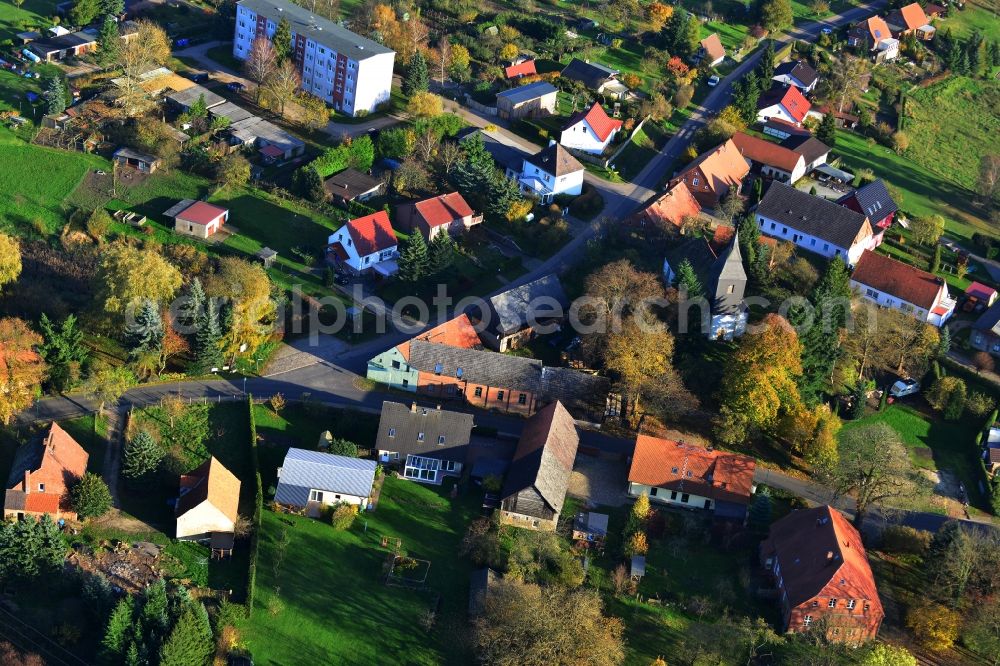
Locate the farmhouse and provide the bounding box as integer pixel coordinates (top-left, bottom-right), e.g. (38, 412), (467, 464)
(3, 423), (88, 521)
(164, 199), (229, 239)
(698, 33), (726, 67)
(499, 401), (579, 531)
(671, 138), (750, 208)
(233, 0), (395, 116)
(495, 81), (559, 120)
(663, 232), (748, 340)
(886, 2), (935, 39)
(756, 83), (811, 125)
(630, 181), (702, 230)
(559, 102), (622, 155)
(850, 250), (955, 327)
(326, 210), (399, 276)
(756, 182), (876, 266)
(323, 168), (384, 204)
(836, 179), (897, 232)
(274, 448), (377, 512)
(972, 301), (1000, 355)
(560, 59), (625, 98)
(517, 142), (584, 204)
(760, 505), (884, 643)
(848, 16), (899, 61)
(731, 132), (807, 184)
(780, 135), (831, 173)
(626, 436), (756, 522)
(396, 192), (481, 241)
(772, 60), (819, 93)
(366, 314), (483, 390)
(374, 401), (474, 484)
(175, 457), (241, 541)
(473, 274), (569, 352)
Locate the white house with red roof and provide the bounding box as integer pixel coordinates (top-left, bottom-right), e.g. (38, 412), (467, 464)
(850, 250), (956, 327)
(559, 102), (623, 155)
(164, 199), (229, 240)
(756, 83), (811, 125)
(326, 210), (399, 276)
(397, 192), (482, 241)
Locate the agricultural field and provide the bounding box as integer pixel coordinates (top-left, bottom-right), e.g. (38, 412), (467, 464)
(902, 76), (1000, 196)
(0, 127), (108, 235)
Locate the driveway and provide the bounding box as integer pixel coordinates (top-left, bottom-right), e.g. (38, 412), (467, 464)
(567, 454), (630, 507)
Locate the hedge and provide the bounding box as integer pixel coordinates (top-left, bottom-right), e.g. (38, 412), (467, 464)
(245, 395), (264, 617)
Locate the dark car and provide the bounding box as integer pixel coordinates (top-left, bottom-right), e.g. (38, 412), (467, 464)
(227, 81), (245, 92)
(188, 71), (209, 83)
(334, 274), (351, 286)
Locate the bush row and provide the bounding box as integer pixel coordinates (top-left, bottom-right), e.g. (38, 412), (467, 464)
(245, 396), (264, 617)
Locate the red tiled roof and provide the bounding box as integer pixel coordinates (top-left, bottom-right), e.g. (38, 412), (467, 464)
(761, 506), (884, 618)
(861, 16), (892, 44)
(700, 33), (726, 62)
(898, 2), (929, 29)
(851, 250), (945, 310)
(176, 456), (241, 524)
(634, 181), (702, 228)
(177, 201), (227, 226)
(628, 435), (756, 505)
(564, 102), (623, 142)
(505, 60), (537, 79)
(24, 492), (61, 514)
(413, 192), (474, 229)
(776, 85), (811, 123)
(676, 138), (751, 196)
(731, 132), (803, 173)
(399, 313), (482, 360)
(346, 210), (397, 257)
(764, 117), (812, 137)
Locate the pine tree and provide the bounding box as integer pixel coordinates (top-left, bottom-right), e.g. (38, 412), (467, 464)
(757, 40), (776, 80)
(273, 17), (292, 63)
(38, 313), (88, 392)
(98, 15), (120, 65)
(485, 169), (522, 220)
(794, 256), (851, 405)
(100, 597), (135, 665)
(102, 0), (124, 14)
(122, 430), (163, 483)
(159, 602), (214, 666)
(45, 75), (66, 116)
(71, 472), (113, 519)
(748, 486), (772, 532)
(35, 514), (67, 574)
(125, 299), (164, 358)
(179, 278), (206, 332)
(194, 298), (224, 373)
(429, 231), (456, 274)
(398, 233), (430, 283)
(140, 579), (170, 640)
(403, 50), (429, 97)
(817, 112), (837, 147)
(938, 326), (951, 357)
(675, 259), (704, 299)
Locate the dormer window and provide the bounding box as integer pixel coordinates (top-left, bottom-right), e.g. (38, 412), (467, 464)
(434, 363), (443, 375)
(417, 432), (425, 441)
(388, 428), (396, 438)
(438, 435), (446, 444)
(456, 367), (463, 378)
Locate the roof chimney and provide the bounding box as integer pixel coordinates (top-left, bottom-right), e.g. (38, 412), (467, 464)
(410, 402), (418, 412)
(436, 404), (441, 410)
(826, 550), (835, 561)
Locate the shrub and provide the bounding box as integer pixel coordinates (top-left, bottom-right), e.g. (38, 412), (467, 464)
(330, 502), (358, 530)
(71, 473), (112, 519)
(880, 525), (931, 555)
(624, 531), (648, 557)
(966, 391), (995, 418)
(907, 601), (960, 652)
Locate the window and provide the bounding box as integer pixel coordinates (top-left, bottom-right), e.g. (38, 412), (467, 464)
(812, 600), (819, 608)
(846, 599), (856, 609)
(309, 490), (323, 502)
(438, 435), (446, 445)
(388, 428), (396, 438)
(782, 227), (788, 234)
(417, 432), (425, 441)
(456, 367), (463, 378)
(832, 628), (840, 636)
(650, 487), (658, 496)
(434, 363), (443, 375)
(863, 603), (870, 612)
(828, 599), (837, 608)
(703, 499), (711, 509)
(770, 222), (776, 230)
(866, 288), (879, 299)
(497, 390), (505, 401)
(474, 386), (483, 398)
(692, 177), (700, 186)
(803, 615), (813, 627)
(670, 491), (678, 500)
(391, 360), (400, 369)
(38, 483), (45, 492)
(727, 284), (734, 294)
(518, 393), (527, 405)
(671, 466), (679, 474)
(681, 493), (689, 503)
(402, 379), (409, 387)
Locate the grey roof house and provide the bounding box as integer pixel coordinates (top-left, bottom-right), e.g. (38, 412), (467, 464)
(499, 401), (579, 531)
(274, 448), (377, 512)
(561, 58), (620, 92)
(374, 401), (474, 484)
(664, 232), (748, 340)
(495, 81), (559, 120)
(474, 274), (569, 352)
(971, 301), (1000, 356)
(780, 135), (831, 172)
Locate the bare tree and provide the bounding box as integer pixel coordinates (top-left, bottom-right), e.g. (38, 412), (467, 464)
(436, 38), (452, 86)
(435, 141), (464, 176)
(414, 128), (440, 162)
(825, 54), (870, 113)
(116, 20), (172, 116)
(245, 36), (277, 104)
(263, 60), (301, 117)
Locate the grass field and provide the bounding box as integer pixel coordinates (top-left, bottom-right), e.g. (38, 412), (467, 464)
(832, 129), (989, 241)
(241, 478), (479, 665)
(0, 127), (108, 234)
(615, 121), (668, 182)
(841, 404), (987, 511)
(903, 76), (1000, 195)
(936, 0), (1000, 42)
(0, 0), (60, 42)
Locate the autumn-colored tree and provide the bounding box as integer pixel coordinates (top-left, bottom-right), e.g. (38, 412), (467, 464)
(717, 314), (802, 445)
(834, 423), (921, 525)
(625, 531), (648, 556)
(646, 2), (673, 30)
(0, 233), (22, 291)
(263, 60), (300, 117)
(96, 244), (182, 316)
(603, 318), (674, 423)
(906, 601), (960, 652)
(973, 351), (996, 374)
(158, 314), (189, 374)
(0, 318), (46, 425)
(717, 106), (748, 131)
(778, 403), (840, 470)
(245, 36), (277, 104)
(116, 20), (171, 116)
(207, 257), (277, 363)
(407, 91), (443, 118)
(85, 364), (137, 413)
(631, 492), (650, 521)
(666, 56), (690, 79)
(621, 72), (642, 89)
(500, 43), (519, 62)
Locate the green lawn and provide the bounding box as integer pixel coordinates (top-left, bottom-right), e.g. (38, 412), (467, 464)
(614, 121), (668, 182)
(240, 477), (479, 665)
(700, 20), (750, 57)
(832, 129), (989, 241)
(902, 76), (1000, 195)
(0, 0), (60, 42)
(937, 0), (1000, 42)
(58, 414), (108, 476)
(841, 404), (988, 511)
(0, 127), (108, 235)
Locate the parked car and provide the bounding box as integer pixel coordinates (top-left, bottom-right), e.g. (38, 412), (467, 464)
(334, 274), (350, 286)
(188, 71), (209, 83)
(821, 27), (833, 35)
(707, 75), (720, 87)
(227, 81), (245, 92)
(890, 378), (920, 398)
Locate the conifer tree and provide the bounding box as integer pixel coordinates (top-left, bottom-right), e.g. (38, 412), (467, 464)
(675, 259), (704, 300)
(122, 430), (163, 483)
(429, 231), (456, 274)
(273, 17), (292, 63)
(398, 233), (430, 283)
(159, 601), (214, 666)
(98, 15), (120, 65)
(792, 256), (851, 405)
(125, 299), (164, 358)
(100, 597), (135, 665)
(403, 50), (429, 97)
(817, 112), (837, 147)
(179, 278), (206, 332)
(45, 75), (66, 116)
(193, 298), (224, 373)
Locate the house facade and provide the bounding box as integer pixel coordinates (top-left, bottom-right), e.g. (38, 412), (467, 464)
(175, 457), (241, 541)
(626, 436), (756, 522)
(836, 179), (897, 233)
(366, 314), (483, 391)
(397, 192), (482, 241)
(850, 250), (956, 327)
(495, 81), (558, 120)
(374, 401), (474, 484)
(326, 210), (399, 276)
(517, 143), (584, 203)
(971, 301), (1000, 355)
(781, 135), (831, 173)
(473, 273), (568, 352)
(671, 138), (750, 208)
(275, 448), (377, 511)
(500, 401), (579, 531)
(560, 59), (623, 97)
(559, 102), (622, 155)
(848, 16), (899, 61)
(699, 33), (726, 67)
(3, 423), (88, 521)
(756, 84), (811, 125)
(233, 0), (394, 116)
(761, 506), (885, 643)
(886, 2), (935, 39)
(731, 132), (807, 184)
(165, 199), (229, 239)
(756, 182), (876, 266)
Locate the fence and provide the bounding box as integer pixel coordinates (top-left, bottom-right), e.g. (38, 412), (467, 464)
(463, 95), (498, 116)
(245, 395), (264, 617)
